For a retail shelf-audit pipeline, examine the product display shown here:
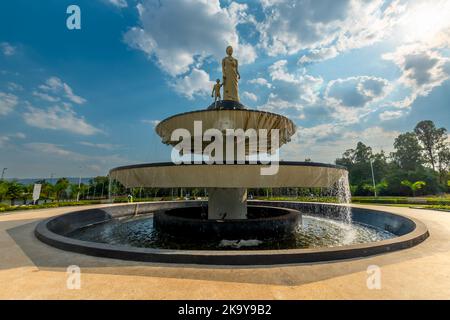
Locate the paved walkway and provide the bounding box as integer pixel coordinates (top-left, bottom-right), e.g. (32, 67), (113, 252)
(0, 204), (449, 299)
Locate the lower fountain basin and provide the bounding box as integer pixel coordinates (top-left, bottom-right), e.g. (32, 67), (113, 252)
(153, 206), (301, 240)
(108, 162), (348, 189)
(35, 201), (429, 265)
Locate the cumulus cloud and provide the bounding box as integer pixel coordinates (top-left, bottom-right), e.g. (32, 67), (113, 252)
(38, 77), (86, 105)
(0, 42), (16, 56)
(383, 46), (450, 108)
(298, 47), (339, 64)
(104, 0), (128, 8)
(268, 60), (323, 105)
(170, 68), (213, 99)
(32, 91), (60, 103)
(282, 125), (399, 162)
(379, 110), (403, 121)
(0, 92), (19, 116)
(326, 76), (390, 108)
(7, 82), (23, 92)
(248, 77), (272, 88)
(23, 105), (101, 136)
(325, 76), (390, 123)
(258, 0), (404, 60)
(242, 91), (258, 102)
(124, 0), (257, 77)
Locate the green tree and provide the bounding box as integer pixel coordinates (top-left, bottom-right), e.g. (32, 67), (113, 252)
(392, 132), (423, 171)
(401, 180), (427, 197)
(54, 178), (70, 200)
(414, 120), (447, 171)
(362, 180), (389, 196)
(437, 147), (450, 184)
(6, 181), (23, 203)
(41, 182), (54, 199)
(336, 142), (388, 195)
(0, 181), (8, 202)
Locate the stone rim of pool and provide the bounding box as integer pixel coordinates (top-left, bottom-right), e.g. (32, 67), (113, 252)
(34, 201), (429, 266)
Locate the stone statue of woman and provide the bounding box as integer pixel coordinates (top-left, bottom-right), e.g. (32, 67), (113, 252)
(222, 46), (240, 102)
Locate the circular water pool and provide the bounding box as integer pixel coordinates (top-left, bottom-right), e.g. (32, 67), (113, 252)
(67, 213), (395, 250)
(35, 201), (429, 265)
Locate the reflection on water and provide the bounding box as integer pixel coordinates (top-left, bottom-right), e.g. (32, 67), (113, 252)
(67, 213), (395, 251)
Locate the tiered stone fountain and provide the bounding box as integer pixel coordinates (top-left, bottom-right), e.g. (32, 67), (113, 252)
(109, 46), (348, 240)
(34, 46), (428, 265)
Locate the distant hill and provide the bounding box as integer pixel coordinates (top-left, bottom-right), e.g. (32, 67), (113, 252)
(6, 177), (94, 185)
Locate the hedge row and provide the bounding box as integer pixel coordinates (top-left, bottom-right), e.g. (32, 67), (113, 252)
(351, 197), (450, 205)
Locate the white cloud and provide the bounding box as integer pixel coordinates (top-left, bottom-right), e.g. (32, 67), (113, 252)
(325, 76), (391, 123)
(242, 91), (258, 102)
(13, 132), (26, 139)
(268, 60), (323, 105)
(32, 91), (60, 103)
(0, 42), (16, 56)
(22, 142), (131, 176)
(248, 77), (272, 88)
(79, 141), (120, 150)
(0, 136), (10, 147)
(23, 105), (101, 136)
(0, 132), (25, 147)
(124, 0), (256, 76)
(141, 119), (160, 127)
(326, 76), (390, 108)
(7, 82), (23, 91)
(383, 46), (450, 108)
(0, 92), (19, 116)
(282, 125), (399, 163)
(39, 77), (86, 105)
(26, 143), (73, 157)
(104, 0), (128, 8)
(397, 0), (450, 46)
(170, 68), (213, 99)
(298, 47), (339, 64)
(379, 110), (403, 121)
(258, 0), (405, 60)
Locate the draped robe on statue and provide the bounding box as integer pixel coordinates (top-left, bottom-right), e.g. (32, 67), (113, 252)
(222, 56), (239, 102)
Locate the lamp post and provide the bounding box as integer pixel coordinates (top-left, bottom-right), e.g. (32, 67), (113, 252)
(370, 160), (377, 198)
(1, 168), (7, 181)
(76, 167), (82, 202)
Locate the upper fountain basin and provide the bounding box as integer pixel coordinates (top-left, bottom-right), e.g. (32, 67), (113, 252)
(155, 108), (296, 155)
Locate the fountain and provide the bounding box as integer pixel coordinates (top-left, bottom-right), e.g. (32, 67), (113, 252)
(108, 45), (348, 240)
(34, 46), (429, 265)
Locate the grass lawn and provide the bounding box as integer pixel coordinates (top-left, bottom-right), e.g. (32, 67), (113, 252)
(1, 195), (449, 214)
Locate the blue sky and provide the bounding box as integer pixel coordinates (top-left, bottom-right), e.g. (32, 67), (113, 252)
(1, 0), (449, 178)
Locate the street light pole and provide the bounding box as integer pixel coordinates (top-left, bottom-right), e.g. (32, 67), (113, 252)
(1, 168), (7, 181)
(76, 167), (82, 202)
(370, 160), (377, 198)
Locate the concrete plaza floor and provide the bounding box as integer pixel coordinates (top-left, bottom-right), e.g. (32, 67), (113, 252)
(0, 203), (449, 299)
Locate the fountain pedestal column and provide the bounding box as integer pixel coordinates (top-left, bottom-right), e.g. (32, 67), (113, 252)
(207, 188), (247, 220)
